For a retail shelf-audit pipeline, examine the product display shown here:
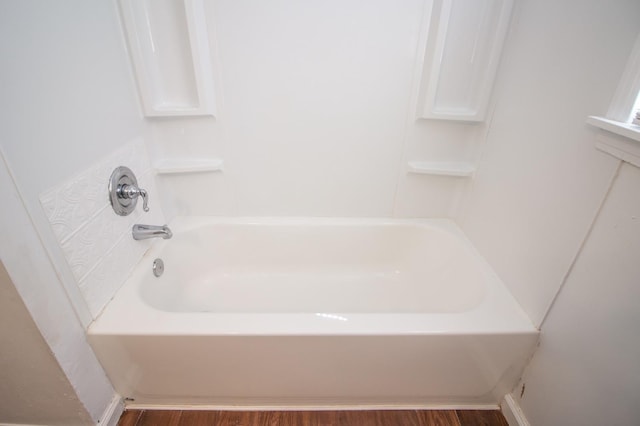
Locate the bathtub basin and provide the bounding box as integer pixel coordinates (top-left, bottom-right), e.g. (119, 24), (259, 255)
(89, 217), (537, 408)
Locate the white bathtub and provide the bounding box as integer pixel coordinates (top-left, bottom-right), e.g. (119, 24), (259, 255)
(89, 217), (537, 408)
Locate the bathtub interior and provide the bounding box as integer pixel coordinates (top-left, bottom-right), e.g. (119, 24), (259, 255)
(140, 220), (488, 314)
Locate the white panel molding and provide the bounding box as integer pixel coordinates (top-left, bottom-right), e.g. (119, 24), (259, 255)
(184, 0), (217, 115)
(118, 0), (217, 117)
(591, 124), (640, 168)
(417, 0), (514, 122)
(501, 394), (530, 426)
(99, 394), (125, 426)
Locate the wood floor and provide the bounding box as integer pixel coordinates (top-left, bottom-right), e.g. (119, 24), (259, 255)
(118, 409), (509, 426)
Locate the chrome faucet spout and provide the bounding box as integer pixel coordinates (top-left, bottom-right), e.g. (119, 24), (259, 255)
(132, 224), (172, 240)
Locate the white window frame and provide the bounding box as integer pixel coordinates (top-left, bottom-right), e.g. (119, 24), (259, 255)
(587, 33), (640, 166)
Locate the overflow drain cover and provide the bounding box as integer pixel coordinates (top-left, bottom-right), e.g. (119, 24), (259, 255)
(153, 258), (164, 277)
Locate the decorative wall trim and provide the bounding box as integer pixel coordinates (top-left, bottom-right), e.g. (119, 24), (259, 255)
(40, 139), (164, 318)
(416, 0), (513, 122)
(118, 0), (217, 117)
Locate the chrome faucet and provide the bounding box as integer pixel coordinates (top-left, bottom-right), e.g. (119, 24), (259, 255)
(132, 224), (173, 240)
(109, 166), (149, 216)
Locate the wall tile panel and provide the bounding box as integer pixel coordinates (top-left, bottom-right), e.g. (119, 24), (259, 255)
(39, 140), (164, 318)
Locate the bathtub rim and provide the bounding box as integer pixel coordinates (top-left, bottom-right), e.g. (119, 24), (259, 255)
(89, 217), (537, 337)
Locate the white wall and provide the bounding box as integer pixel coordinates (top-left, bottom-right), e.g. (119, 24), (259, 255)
(459, 0), (640, 326)
(457, 0), (640, 424)
(0, 260), (92, 425)
(149, 0), (484, 220)
(0, 0), (155, 422)
(512, 161), (640, 425)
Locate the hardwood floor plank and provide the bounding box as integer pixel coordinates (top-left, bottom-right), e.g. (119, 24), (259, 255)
(336, 410), (379, 425)
(138, 409), (182, 426)
(283, 411), (337, 426)
(373, 410), (422, 426)
(416, 410), (461, 426)
(212, 410), (254, 425)
(334, 410), (423, 425)
(314, 410), (339, 426)
(456, 410), (509, 426)
(117, 409), (142, 426)
(253, 410), (293, 426)
(178, 410), (222, 425)
(118, 409), (508, 426)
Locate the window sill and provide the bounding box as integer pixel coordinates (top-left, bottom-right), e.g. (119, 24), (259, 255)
(587, 116), (640, 142)
(587, 116), (640, 168)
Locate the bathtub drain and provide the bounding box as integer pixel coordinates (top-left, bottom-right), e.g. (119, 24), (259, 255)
(153, 258), (164, 277)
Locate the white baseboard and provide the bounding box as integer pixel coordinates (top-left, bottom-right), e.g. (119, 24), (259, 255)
(126, 403), (500, 411)
(98, 393), (124, 426)
(501, 394), (530, 426)
(0, 423), (41, 426)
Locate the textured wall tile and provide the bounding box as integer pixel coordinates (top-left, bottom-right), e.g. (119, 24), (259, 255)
(60, 206), (138, 281)
(39, 138), (164, 319)
(79, 233), (149, 317)
(39, 138), (151, 243)
(39, 170), (109, 242)
(80, 201), (165, 317)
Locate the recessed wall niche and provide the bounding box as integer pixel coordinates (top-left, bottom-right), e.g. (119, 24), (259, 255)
(416, 0), (514, 122)
(118, 0), (217, 117)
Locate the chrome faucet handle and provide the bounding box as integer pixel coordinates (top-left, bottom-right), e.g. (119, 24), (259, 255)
(140, 188), (149, 212)
(119, 185), (149, 212)
(109, 166), (150, 216)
